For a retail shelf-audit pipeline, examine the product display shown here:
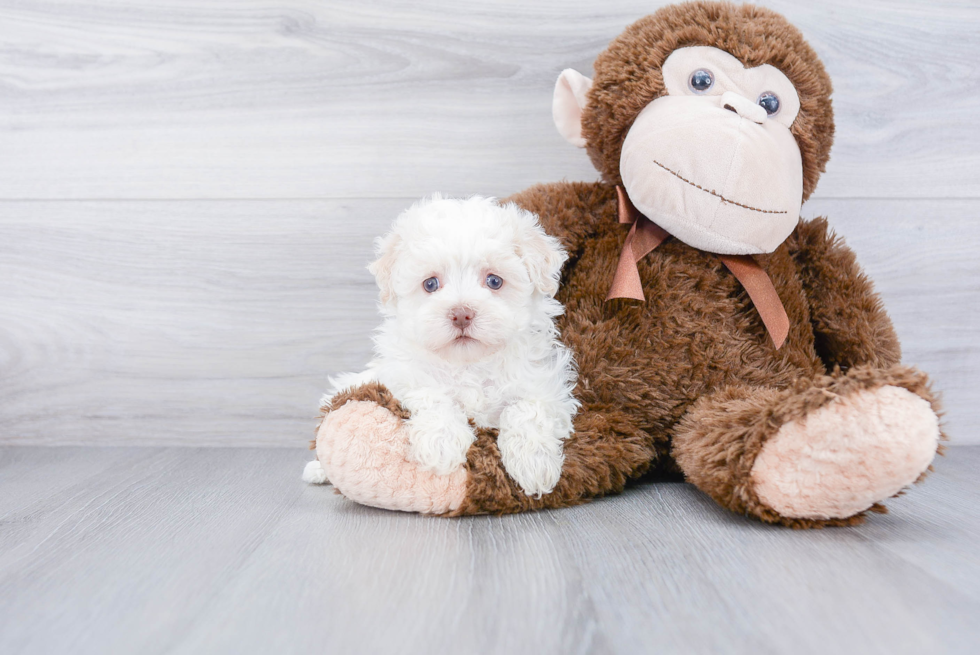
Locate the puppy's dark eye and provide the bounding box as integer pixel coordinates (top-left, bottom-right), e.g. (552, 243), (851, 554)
(757, 92), (780, 116)
(689, 69), (714, 93)
(422, 277), (440, 293)
(486, 274), (503, 290)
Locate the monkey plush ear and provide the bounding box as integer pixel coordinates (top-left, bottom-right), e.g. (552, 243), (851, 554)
(552, 69), (592, 148)
(367, 231), (402, 305)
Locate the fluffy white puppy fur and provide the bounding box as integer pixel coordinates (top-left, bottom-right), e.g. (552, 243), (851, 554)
(306, 195), (579, 497)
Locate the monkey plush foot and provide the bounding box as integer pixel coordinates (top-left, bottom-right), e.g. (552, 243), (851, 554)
(314, 398), (467, 514)
(672, 365), (942, 527)
(751, 384), (940, 520)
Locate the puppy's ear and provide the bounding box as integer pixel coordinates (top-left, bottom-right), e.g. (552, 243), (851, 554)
(515, 214), (567, 297)
(368, 230), (402, 305)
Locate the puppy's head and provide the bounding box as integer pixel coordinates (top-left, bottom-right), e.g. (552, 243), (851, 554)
(369, 195), (566, 362)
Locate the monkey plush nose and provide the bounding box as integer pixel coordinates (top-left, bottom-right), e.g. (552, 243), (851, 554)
(450, 306), (475, 329)
(720, 91), (767, 124)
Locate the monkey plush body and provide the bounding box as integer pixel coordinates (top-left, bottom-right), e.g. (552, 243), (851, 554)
(314, 2), (942, 526)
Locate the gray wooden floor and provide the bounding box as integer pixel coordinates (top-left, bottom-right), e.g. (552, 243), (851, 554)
(1, 446), (978, 655)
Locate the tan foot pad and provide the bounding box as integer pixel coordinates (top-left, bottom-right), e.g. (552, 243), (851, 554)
(317, 401), (467, 514)
(751, 385), (940, 520)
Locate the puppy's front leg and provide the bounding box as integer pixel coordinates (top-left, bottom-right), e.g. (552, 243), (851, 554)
(498, 400), (569, 497)
(402, 389), (476, 476)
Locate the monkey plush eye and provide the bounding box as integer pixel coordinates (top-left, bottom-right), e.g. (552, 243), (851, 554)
(688, 69), (714, 93)
(757, 92), (780, 116)
(485, 274), (503, 290)
(422, 277), (440, 293)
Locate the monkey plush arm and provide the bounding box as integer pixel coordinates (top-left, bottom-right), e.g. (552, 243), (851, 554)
(503, 181), (616, 258)
(788, 217), (901, 370)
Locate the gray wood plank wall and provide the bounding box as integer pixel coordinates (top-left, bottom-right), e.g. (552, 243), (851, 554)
(1, 0), (978, 445)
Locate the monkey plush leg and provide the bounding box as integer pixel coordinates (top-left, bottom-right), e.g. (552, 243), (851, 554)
(313, 383), (660, 514)
(452, 404), (660, 515)
(671, 365), (942, 527)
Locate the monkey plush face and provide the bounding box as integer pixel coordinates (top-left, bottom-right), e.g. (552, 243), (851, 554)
(552, 2), (834, 255)
(622, 46), (803, 254)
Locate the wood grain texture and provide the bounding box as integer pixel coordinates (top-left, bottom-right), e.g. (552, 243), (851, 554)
(1, 446), (978, 655)
(1, 197), (977, 446)
(1, 0), (978, 199)
(0, 199), (401, 446)
(1, 1), (977, 446)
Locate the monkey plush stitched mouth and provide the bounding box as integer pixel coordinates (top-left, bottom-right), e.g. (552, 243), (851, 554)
(555, 46), (804, 256)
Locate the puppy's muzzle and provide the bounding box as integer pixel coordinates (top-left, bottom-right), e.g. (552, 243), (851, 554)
(450, 306), (475, 330)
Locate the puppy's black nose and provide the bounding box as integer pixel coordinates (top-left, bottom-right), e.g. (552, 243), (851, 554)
(450, 306), (474, 329)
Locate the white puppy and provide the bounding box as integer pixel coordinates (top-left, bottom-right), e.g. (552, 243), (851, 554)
(305, 195), (579, 497)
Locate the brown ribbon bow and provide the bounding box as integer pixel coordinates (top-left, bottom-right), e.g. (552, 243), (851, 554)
(607, 186), (790, 349)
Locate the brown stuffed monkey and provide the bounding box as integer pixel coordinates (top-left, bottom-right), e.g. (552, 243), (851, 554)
(311, 1), (943, 527)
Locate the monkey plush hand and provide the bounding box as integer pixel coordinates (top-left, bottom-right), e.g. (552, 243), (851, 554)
(311, 1), (943, 526)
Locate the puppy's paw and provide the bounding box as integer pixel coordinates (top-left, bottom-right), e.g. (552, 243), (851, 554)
(406, 409), (475, 476)
(498, 402), (568, 497)
(302, 459), (330, 485)
(499, 438), (564, 498)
